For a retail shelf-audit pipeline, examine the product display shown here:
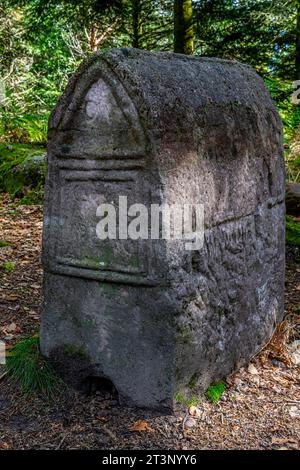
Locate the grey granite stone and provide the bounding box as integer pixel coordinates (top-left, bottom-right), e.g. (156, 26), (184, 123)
(40, 48), (285, 411)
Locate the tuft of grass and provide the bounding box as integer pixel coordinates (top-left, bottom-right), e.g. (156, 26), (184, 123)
(206, 381), (226, 403)
(6, 336), (61, 397)
(1, 261), (15, 272)
(286, 216), (300, 247)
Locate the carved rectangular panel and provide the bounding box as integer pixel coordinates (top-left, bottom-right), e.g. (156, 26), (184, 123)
(49, 166), (153, 284)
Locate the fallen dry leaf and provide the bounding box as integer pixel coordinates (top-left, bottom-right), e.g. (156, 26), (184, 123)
(289, 406), (300, 419)
(261, 320), (291, 366)
(0, 442), (10, 449)
(272, 437), (293, 445)
(130, 420), (154, 432)
(4, 322), (17, 332)
(288, 340), (300, 365)
(189, 405), (201, 418)
(248, 364), (259, 375)
(2, 293), (20, 301)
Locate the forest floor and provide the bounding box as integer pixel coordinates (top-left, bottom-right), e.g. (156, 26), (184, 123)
(0, 194), (299, 450)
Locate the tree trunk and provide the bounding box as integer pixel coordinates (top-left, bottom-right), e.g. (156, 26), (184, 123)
(132, 0), (142, 49)
(88, 24), (98, 52)
(296, 1), (300, 79)
(174, 0), (194, 55)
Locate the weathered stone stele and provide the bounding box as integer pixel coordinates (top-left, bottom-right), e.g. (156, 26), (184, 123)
(41, 48), (285, 411)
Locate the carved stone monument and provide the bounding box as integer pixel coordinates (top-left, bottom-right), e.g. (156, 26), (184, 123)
(41, 48), (285, 411)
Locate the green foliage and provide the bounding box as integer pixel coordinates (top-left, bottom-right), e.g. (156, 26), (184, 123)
(0, 1), (79, 145)
(264, 78), (299, 139)
(1, 113), (48, 144)
(1, 261), (15, 272)
(6, 336), (61, 397)
(264, 78), (300, 182)
(0, 142), (46, 200)
(19, 186), (44, 205)
(194, 0), (297, 81)
(282, 107), (300, 138)
(286, 215), (300, 247)
(206, 381), (225, 403)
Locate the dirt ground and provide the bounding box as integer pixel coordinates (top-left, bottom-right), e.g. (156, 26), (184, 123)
(0, 194), (299, 450)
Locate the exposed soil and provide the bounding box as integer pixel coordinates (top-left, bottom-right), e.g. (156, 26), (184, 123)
(0, 194), (299, 450)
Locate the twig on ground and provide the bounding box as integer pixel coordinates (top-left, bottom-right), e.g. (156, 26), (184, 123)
(0, 371), (8, 381)
(56, 434), (66, 450)
(102, 424), (117, 441)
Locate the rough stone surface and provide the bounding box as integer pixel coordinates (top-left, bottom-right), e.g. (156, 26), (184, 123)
(40, 48), (285, 411)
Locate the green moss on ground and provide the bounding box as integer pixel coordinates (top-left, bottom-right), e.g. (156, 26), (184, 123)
(206, 381), (226, 403)
(0, 240), (12, 247)
(1, 261), (15, 272)
(286, 215), (300, 247)
(0, 142), (46, 203)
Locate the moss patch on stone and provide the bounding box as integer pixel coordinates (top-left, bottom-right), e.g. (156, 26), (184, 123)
(64, 344), (89, 361)
(176, 325), (192, 345)
(174, 391), (199, 407)
(188, 373), (198, 390)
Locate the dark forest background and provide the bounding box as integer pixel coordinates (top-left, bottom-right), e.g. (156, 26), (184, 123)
(1, 1), (300, 215)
